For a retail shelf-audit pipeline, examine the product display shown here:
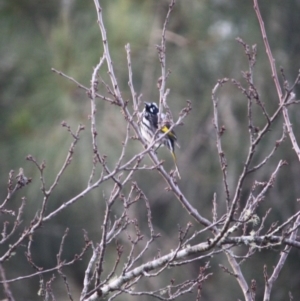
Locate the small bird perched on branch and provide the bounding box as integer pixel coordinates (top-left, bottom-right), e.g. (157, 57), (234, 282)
(140, 102), (180, 178)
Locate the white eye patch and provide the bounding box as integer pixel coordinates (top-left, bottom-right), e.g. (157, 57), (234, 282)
(149, 103), (158, 113)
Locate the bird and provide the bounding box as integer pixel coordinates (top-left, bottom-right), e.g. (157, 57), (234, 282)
(140, 102), (181, 178)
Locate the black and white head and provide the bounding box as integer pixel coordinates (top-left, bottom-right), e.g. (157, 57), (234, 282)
(144, 102), (159, 117)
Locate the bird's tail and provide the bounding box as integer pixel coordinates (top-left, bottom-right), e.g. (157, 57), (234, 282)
(171, 151), (181, 179)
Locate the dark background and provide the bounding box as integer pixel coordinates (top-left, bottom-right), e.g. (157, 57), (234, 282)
(1, 0), (300, 300)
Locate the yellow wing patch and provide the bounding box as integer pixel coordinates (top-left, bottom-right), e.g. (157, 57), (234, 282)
(161, 125), (177, 139)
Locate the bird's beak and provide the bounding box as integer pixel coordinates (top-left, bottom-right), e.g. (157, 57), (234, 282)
(144, 102), (150, 107)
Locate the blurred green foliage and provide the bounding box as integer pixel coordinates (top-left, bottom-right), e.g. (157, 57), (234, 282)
(1, 0), (300, 300)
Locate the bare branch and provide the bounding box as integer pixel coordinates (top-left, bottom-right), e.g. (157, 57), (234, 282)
(253, 0), (300, 160)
